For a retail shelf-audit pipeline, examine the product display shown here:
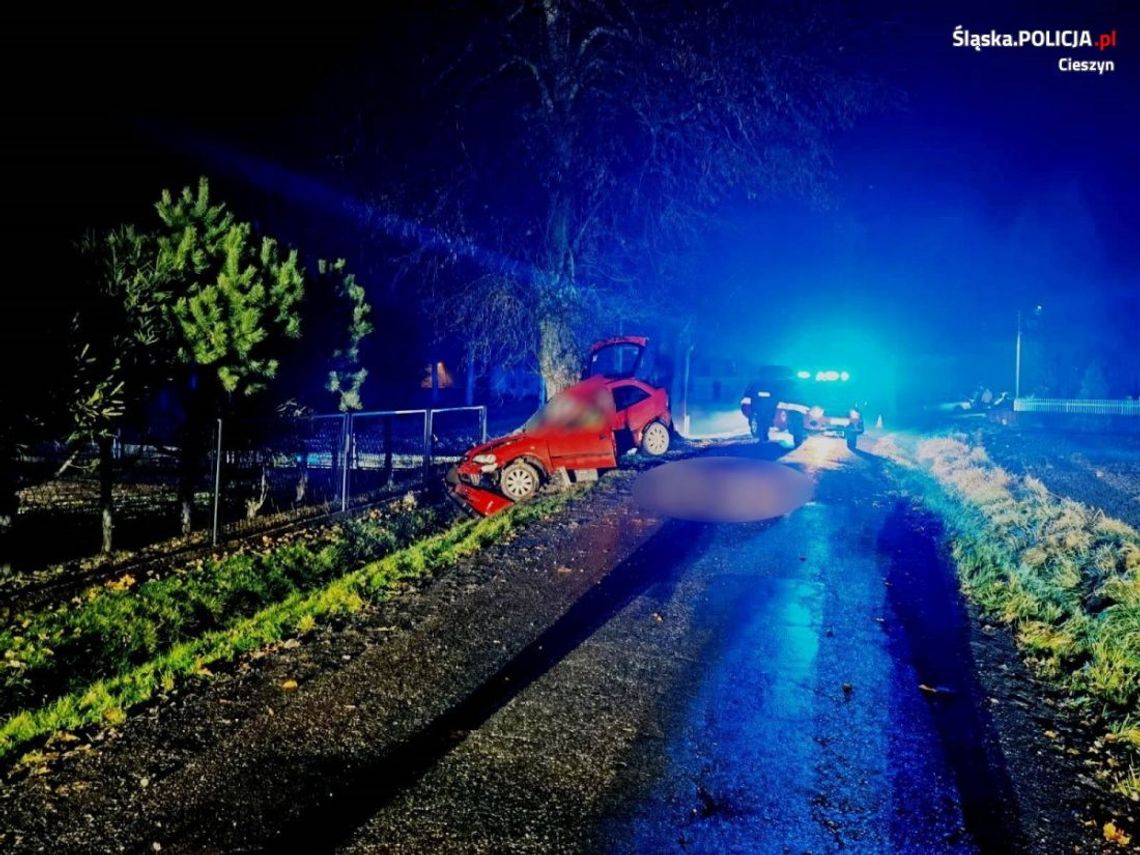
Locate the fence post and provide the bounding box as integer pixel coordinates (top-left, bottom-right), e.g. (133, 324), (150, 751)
(479, 406), (487, 442)
(340, 413), (351, 512)
(423, 408), (434, 475)
(383, 415), (394, 488)
(211, 418), (223, 546)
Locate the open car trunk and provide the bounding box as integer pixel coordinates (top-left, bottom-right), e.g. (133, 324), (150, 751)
(583, 336), (648, 380)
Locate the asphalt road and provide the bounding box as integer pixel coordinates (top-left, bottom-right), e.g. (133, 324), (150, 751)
(15, 433), (1101, 854)
(334, 436), (1015, 853)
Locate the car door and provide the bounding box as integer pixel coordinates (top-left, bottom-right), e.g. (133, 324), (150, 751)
(544, 389), (618, 470)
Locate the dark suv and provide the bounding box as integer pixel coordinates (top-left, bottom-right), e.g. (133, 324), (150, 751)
(740, 366), (865, 450)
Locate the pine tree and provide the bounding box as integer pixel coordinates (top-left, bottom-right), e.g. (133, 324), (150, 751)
(154, 178), (305, 533)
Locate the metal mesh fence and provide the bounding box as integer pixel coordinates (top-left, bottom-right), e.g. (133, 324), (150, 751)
(11, 434), (213, 570)
(6, 406), (486, 574)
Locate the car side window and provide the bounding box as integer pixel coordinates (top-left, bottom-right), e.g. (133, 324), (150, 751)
(612, 385), (651, 412)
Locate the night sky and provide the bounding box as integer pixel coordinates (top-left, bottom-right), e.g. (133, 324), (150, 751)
(3, 4), (1137, 410)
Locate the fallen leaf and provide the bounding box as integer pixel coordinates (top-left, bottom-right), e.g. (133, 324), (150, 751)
(1103, 821), (1131, 846)
(105, 574), (136, 592)
(281, 679), (299, 691)
(1044, 730), (1058, 739)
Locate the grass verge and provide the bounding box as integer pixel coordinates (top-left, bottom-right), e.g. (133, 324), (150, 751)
(0, 489), (581, 763)
(0, 502), (443, 718)
(898, 435), (1140, 797)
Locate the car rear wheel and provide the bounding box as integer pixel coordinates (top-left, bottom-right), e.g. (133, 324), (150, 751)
(749, 401), (775, 441)
(640, 421), (671, 456)
(500, 460), (540, 501)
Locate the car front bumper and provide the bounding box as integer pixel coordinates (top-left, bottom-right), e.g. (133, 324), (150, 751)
(447, 463), (514, 516)
(805, 416), (864, 435)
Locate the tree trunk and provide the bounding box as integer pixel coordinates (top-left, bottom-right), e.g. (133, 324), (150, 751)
(539, 316), (580, 401)
(97, 434), (115, 554)
(537, 185), (580, 400)
(295, 457), (308, 505)
(382, 416), (394, 487)
(179, 437), (196, 537)
(0, 455), (16, 577)
(464, 354), (476, 406)
(246, 463), (269, 519)
(179, 402), (205, 538)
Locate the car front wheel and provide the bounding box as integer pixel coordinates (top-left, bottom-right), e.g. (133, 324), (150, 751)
(500, 460), (540, 501)
(640, 421), (671, 456)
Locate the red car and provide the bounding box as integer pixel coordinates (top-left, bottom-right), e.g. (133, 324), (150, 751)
(449, 337), (672, 515)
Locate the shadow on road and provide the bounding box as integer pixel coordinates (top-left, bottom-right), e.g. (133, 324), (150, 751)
(272, 517), (715, 853)
(879, 500), (1023, 853)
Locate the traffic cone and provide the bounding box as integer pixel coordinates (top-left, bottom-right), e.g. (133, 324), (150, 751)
(875, 415), (883, 429)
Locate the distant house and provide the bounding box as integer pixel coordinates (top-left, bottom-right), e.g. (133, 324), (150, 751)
(420, 361), (454, 390)
(686, 355), (752, 404)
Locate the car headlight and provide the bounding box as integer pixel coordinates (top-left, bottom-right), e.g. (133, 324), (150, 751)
(473, 453), (497, 464)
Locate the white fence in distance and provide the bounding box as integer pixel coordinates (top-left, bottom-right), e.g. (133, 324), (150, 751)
(1014, 398), (1140, 416)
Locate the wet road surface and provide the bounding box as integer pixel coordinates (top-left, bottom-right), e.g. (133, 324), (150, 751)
(334, 436), (1015, 853)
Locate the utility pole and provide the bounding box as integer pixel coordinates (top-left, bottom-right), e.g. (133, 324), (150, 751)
(681, 343), (693, 437)
(1015, 309), (1022, 400)
(1015, 305), (1043, 400)
(211, 419), (223, 546)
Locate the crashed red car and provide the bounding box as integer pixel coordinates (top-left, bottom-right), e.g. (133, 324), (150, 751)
(448, 337), (672, 515)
